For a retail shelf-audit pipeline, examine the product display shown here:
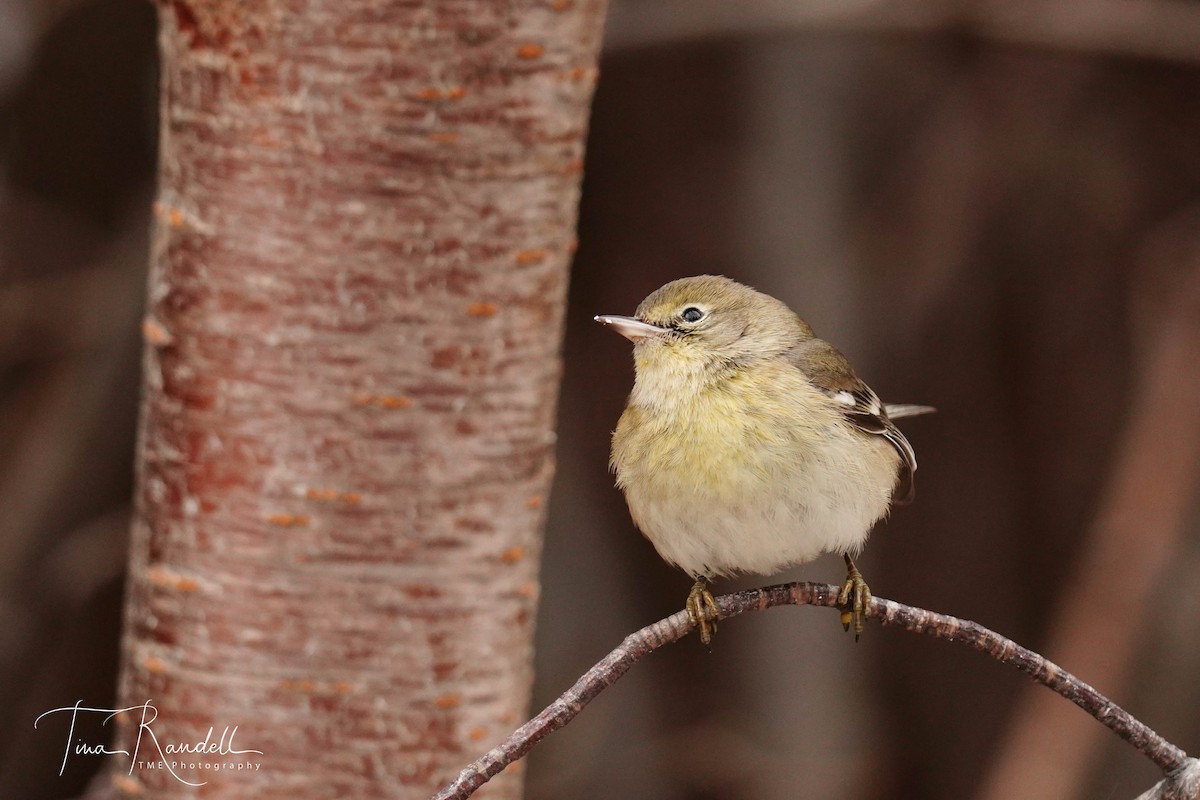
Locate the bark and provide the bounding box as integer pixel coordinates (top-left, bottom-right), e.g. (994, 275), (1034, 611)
(1136, 760), (1200, 800)
(95, 1), (607, 798)
(434, 582), (1189, 800)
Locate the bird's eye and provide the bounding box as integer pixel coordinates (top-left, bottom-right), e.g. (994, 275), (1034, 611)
(681, 307), (704, 323)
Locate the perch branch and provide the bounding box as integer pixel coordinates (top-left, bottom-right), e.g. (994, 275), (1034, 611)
(430, 581), (1189, 800)
(1137, 758), (1200, 800)
(605, 0), (1200, 66)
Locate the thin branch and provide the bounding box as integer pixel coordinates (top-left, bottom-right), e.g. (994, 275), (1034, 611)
(431, 581), (1189, 800)
(977, 263), (1200, 800)
(1137, 759), (1200, 800)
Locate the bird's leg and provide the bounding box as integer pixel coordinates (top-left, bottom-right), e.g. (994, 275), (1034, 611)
(837, 553), (873, 640)
(686, 577), (719, 646)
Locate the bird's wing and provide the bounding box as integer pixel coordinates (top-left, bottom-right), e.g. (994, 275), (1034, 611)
(786, 338), (922, 504)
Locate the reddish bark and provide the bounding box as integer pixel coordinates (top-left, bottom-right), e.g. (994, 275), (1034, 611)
(96, 1), (607, 797)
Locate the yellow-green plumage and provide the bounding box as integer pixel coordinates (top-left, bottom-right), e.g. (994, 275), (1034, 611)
(600, 275), (923, 581)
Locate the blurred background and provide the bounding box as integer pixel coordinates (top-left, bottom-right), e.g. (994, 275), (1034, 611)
(2, 1), (1199, 799)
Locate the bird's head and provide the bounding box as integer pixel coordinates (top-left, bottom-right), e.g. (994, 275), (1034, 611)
(596, 275), (811, 395)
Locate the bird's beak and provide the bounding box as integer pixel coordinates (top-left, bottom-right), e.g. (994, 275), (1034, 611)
(594, 315), (669, 342)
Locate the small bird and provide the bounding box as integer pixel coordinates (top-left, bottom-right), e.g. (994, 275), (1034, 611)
(596, 275), (932, 644)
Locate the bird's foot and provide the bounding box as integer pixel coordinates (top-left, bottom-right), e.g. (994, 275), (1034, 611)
(686, 579), (720, 646)
(837, 554), (872, 641)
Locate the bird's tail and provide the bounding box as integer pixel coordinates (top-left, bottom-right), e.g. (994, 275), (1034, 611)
(884, 403), (936, 419)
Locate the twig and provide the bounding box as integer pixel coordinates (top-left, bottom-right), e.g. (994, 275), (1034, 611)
(977, 264), (1200, 799)
(1136, 759), (1200, 800)
(430, 582), (1189, 800)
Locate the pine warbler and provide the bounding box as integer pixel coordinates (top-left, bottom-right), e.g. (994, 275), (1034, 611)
(596, 275), (932, 644)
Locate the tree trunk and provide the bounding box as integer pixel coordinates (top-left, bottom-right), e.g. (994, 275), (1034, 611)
(94, 1), (607, 797)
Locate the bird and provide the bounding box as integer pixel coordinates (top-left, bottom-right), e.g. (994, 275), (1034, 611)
(595, 275), (933, 644)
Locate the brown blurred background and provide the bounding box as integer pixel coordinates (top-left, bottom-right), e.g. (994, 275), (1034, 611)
(2, 2), (1198, 799)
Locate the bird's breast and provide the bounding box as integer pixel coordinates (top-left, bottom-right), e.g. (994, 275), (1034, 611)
(613, 367), (830, 500)
(610, 365), (898, 576)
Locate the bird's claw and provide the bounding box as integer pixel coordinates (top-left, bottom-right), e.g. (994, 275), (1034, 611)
(686, 579), (719, 646)
(837, 555), (872, 641)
